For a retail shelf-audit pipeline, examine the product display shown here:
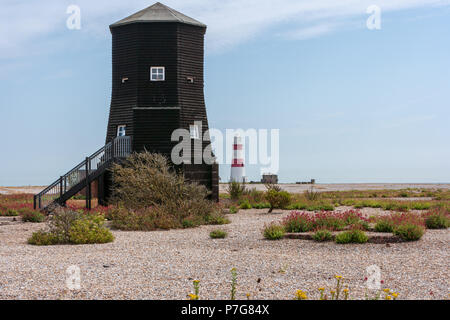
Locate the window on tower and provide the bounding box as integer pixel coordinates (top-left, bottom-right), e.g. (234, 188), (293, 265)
(117, 125), (126, 137)
(150, 67), (165, 81)
(190, 124), (200, 139)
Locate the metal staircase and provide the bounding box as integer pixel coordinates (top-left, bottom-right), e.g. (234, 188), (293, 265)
(34, 136), (131, 211)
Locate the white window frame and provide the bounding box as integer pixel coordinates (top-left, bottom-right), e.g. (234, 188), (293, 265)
(150, 66), (165, 81)
(117, 125), (126, 137)
(190, 124), (200, 140)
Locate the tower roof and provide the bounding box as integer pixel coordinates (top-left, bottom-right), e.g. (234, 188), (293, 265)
(110, 2), (206, 29)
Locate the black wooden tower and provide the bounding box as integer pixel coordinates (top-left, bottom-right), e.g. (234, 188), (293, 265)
(34, 2), (218, 211)
(100, 2), (219, 202)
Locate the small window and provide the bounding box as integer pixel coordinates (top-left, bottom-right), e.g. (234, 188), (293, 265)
(150, 67), (165, 81)
(190, 124), (200, 139)
(117, 125), (126, 137)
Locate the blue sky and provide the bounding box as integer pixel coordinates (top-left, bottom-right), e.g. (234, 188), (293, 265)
(1, 0), (449, 186)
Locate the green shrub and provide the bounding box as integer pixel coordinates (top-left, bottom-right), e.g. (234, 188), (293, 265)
(48, 209), (82, 242)
(28, 210), (114, 246)
(381, 202), (395, 211)
(5, 209), (19, 216)
(182, 219), (197, 228)
(335, 229), (368, 244)
(312, 229), (333, 242)
(20, 209), (45, 223)
(354, 203), (364, 209)
(306, 203), (334, 211)
(266, 190), (291, 213)
(393, 223), (424, 241)
(410, 202), (431, 210)
(68, 215), (114, 244)
(425, 213), (449, 229)
(375, 219), (396, 233)
(251, 202), (270, 209)
(210, 229), (228, 239)
(27, 230), (59, 246)
(287, 203), (308, 210)
(263, 223), (285, 240)
(109, 152), (224, 230)
(206, 213), (231, 225)
(239, 200), (252, 210)
(227, 181), (247, 200)
(229, 206), (238, 214)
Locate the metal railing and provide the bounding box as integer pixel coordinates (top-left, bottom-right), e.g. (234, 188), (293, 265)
(34, 136), (131, 210)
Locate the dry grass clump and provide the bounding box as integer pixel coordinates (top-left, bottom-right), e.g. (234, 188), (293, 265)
(109, 152), (226, 231)
(225, 182), (290, 213)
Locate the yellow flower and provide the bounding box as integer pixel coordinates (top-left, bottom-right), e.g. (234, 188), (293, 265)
(385, 295), (392, 300)
(335, 275), (342, 280)
(188, 294), (199, 300)
(392, 292), (398, 298)
(193, 280), (200, 284)
(343, 288), (349, 293)
(295, 290), (308, 300)
(383, 288), (390, 293)
(318, 287), (325, 291)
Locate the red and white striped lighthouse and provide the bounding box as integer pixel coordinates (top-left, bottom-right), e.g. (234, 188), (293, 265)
(230, 135), (246, 182)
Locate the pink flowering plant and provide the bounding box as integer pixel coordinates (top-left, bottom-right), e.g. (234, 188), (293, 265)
(282, 210), (369, 233)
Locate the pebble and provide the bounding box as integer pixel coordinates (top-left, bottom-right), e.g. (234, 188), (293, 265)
(0, 208), (448, 300)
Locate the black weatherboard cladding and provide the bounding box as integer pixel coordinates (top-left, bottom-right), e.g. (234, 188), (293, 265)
(104, 3), (218, 201)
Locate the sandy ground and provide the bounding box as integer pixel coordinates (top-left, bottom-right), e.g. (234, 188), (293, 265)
(0, 208), (448, 300)
(0, 186), (44, 195)
(220, 183), (450, 193)
(2, 183), (450, 196)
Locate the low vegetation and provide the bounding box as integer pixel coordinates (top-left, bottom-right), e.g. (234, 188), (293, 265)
(264, 207), (445, 242)
(20, 209), (45, 223)
(210, 229), (228, 239)
(28, 209), (114, 246)
(312, 229), (333, 242)
(374, 219), (396, 233)
(304, 187), (320, 201)
(423, 208), (449, 229)
(263, 223), (285, 240)
(222, 186), (450, 214)
(239, 200), (252, 210)
(282, 210), (369, 233)
(266, 189), (291, 213)
(228, 206), (238, 214)
(335, 229), (369, 244)
(393, 223), (425, 241)
(227, 181), (247, 200)
(188, 272), (401, 300)
(3, 208), (19, 216)
(109, 152), (227, 231)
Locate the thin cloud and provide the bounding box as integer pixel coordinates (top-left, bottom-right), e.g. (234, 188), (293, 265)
(282, 23), (337, 40)
(0, 0), (449, 59)
(384, 114), (437, 128)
